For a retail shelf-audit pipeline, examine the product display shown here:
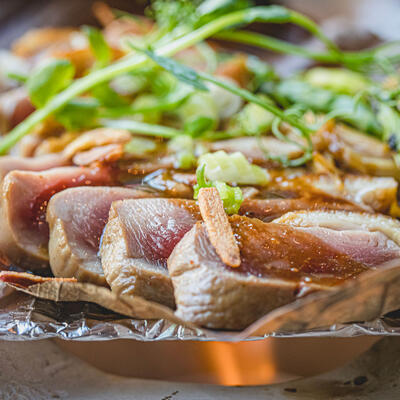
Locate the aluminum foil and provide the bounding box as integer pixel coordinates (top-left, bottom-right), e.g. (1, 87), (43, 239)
(1, 290), (400, 341)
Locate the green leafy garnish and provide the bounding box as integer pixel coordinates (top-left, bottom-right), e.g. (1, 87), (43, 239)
(83, 26), (112, 68)
(1, 2), (398, 158)
(26, 59), (75, 108)
(55, 98), (99, 131)
(136, 46), (209, 91)
(194, 164), (243, 214)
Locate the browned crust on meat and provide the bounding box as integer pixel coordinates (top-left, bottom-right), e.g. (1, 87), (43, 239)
(0, 271), (76, 289)
(198, 188), (240, 267)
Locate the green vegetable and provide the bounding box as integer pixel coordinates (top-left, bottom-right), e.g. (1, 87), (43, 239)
(26, 59), (75, 108)
(303, 67), (369, 95)
(377, 102), (400, 148)
(137, 48), (313, 136)
(135, 45), (209, 91)
(0, 4), (378, 154)
(55, 98), (99, 131)
(245, 55), (276, 92)
(275, 79), (381, 136)
(214, 30), (400, 73)
(330, 95), (381, 135)
(124, 137), (157, 156)
(131, 94), (162, 124)
(83, 26), (112, 68)
(178, 92), (219, 131)
(184, 116), (215, 136)
(198, 150), (270, 185)
(236, 94), (274, 135)
(7, 72), (27, 83)
(168, 135), (197, 169)
(193, 164), (243, 214)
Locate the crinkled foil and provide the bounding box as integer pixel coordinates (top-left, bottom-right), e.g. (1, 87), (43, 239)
(1, 291), (400, 341)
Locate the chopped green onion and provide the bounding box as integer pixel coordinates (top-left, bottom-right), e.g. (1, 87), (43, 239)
(198, 150), (270, 185)
(193, 164), (243, 214)
(124, 137), (157, 156)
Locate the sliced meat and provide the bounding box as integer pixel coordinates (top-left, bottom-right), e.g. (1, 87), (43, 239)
(279, 173), (398, 214)
(0, 166), (115, 271)
(99, 192), (379, 310)
(0, 153), (67, 182)
(314, 123), (399, 178)
(72, 144), (124, 166)
(63, 128), (131, 160)
(273, 210), (400, 247)
(168, 215), (400, 330)
(0, 88), (34, 131)
(100, 199), (201, 308)
(240, 195), (363, 222)
(47, 186), (152, 286)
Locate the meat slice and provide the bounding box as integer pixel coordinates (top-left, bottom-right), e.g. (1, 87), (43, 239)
(0, 153), (67, 182)
(47, 186), (152, 286)
(276, 173), (398, 214)
(0, 166), (115, 271)
(100, 199), (201, 308)
(168, 215), (400, 330)
(240, 195), (363, 222)
(273, 210), (400, 246)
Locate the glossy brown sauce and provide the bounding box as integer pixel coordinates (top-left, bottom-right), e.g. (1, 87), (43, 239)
(227, 215), (370, 287)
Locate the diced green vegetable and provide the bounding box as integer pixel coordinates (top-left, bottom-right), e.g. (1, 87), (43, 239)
(236, 94), (274, 135)
(198, 150), (270, 185)
(168, 135), (197, 169)
(193, 164), (243, 214)
(303, 67), (369, 95)
(178, 92), (219, 131)
(131, 94), (162, 124)
(124, 137), (157, 156)
(26, 59), (75, 108)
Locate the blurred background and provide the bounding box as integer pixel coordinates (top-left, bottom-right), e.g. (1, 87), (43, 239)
(0, 0), (399, 49)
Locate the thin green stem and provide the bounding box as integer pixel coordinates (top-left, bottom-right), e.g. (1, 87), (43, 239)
(215, 30), (340, 63)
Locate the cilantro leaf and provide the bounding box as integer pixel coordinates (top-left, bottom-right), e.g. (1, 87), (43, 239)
(55, 98), (100, 131)
(83, 26), (112, 68)
(132, 45), (208, 91)
(26, 59), (75, 108)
